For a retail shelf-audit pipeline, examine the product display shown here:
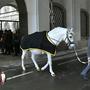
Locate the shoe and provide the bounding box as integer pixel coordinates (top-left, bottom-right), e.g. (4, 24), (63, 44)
(81, 74), (88, 80)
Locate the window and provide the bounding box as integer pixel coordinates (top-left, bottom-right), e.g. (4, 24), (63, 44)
(0, 6), (19, 32)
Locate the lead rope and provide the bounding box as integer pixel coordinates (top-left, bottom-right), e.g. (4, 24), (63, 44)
(73, 47), (87, 64)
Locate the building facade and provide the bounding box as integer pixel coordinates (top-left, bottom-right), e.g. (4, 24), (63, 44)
(25, 0), (90, 47)
(0, 0), (90, 47)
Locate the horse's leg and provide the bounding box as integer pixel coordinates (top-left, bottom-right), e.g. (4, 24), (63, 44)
(41, 62), (49, 71)
(21, 50), (27, 71)
(47, 53), (55, 77)
(31, 54), (40, 71)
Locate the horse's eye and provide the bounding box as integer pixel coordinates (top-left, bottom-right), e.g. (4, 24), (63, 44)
(69, 36), (72, 38)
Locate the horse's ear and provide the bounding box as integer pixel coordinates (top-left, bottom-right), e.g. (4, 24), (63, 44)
(70, 27), (73, 31)
(68, 27), (74, 33)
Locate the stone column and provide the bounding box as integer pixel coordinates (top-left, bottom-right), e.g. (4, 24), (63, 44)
(38, 0), (50, 31)
(25, 0), (39, 34)
(65, 0), (74, 28)
(25, 0), (50, 34)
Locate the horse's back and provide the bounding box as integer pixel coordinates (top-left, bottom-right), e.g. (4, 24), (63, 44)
(48, 27), (67, 36)
(20, 31), (46, 49)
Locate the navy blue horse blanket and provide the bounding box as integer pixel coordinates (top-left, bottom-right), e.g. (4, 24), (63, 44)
(20, 31), (56, 55)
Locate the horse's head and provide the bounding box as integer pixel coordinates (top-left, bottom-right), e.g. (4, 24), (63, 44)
(48, 27), (75, 49)
(65, 28), (75, 49)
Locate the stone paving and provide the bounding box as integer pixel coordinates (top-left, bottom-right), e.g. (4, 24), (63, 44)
(0, 47), (87, 68)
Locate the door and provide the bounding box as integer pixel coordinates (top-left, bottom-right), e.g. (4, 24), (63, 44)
(80, 9), (89, 39)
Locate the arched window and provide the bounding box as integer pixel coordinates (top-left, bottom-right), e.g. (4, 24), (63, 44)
(49, 1), (66, 29)
(0, 6), (19, 32)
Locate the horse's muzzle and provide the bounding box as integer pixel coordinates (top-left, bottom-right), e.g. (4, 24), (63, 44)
(69, 43), (75, 49)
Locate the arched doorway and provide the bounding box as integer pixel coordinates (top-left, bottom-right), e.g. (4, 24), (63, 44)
(0, 0), (28, 55)
(0, 0), (28, 36)
(80, 9), (89, 40)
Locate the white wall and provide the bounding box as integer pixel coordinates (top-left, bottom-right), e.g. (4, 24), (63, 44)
(38, 0), (49, 31)
(73, 0), (87, 41)
(25, 0), (50, 33)
(25, 0), (89, 42)
(25, 0), (39, 34)
(64, 0), (74, 28)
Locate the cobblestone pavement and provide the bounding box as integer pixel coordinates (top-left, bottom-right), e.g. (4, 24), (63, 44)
(0, 54), (90, 90)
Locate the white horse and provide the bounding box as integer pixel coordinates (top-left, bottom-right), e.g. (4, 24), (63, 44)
(21, 27), (75, 76)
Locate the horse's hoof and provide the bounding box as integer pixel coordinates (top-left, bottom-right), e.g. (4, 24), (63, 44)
(22, 67), (26, 71)
(37, 68), (40, 71)
(81, 74), (88, 80)
(51, 73), (56, 77)
(41, 68), (44, 71)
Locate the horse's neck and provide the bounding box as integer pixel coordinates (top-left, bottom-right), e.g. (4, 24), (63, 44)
(48, 27), (67, 45)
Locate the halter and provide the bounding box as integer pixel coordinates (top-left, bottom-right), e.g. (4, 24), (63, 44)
(65, 30), (87, 64)
(65, 30), (75, 47)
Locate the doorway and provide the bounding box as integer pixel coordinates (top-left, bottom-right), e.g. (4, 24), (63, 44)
(80, 9), (89, 39)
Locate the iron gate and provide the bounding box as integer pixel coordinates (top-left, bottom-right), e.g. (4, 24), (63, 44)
(49, 1), (66, 29)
